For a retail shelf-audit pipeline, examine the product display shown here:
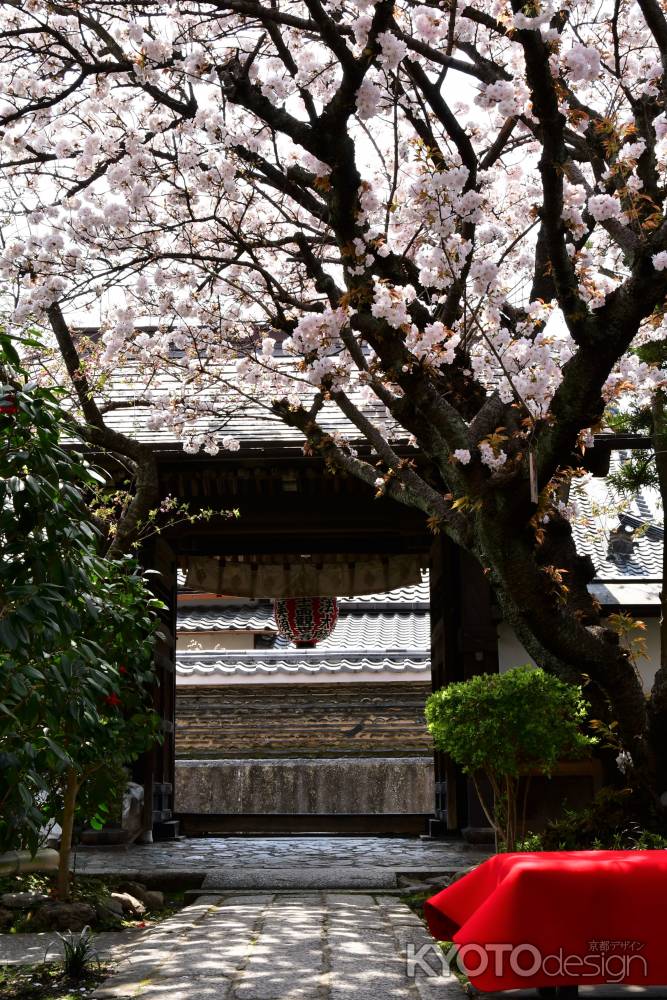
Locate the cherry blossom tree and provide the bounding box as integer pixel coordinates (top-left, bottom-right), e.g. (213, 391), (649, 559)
(1, 0), (667, 798)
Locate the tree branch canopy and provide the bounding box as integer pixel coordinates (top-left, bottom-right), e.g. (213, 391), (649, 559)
(2, 0), (667, 777)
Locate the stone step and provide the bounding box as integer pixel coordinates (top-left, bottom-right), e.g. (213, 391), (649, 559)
(202, 865), (399, 890)
(199, 864), (471, 891)
(183, 887), (413, 904)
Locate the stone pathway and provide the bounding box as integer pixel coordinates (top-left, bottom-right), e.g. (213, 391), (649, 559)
(84, 894), (667, 1000)
(4, 839), (654, 998)
(2, 894), (663, 999)
(71, 836), (490, 890)
(90, 893), (459, 1000)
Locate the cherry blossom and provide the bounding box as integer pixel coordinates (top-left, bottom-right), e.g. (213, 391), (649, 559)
(562, 44), (602, 83)
(0, 1), (666, 765)
(587, 194), (625, 223)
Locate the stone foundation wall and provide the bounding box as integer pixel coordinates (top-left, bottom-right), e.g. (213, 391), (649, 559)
(175, 757), (435, 815)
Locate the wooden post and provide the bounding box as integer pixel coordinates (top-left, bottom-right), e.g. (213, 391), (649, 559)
(134, 537), (177, 839)
(429, 539), (500, 832)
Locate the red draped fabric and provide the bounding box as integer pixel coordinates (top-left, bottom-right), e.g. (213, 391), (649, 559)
(424, 851), (667, 992)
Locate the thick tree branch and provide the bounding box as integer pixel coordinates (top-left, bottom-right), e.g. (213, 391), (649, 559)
(513, 11), (591, 342)
(272, 396), (468, 544)
(636, 0), (667, 75)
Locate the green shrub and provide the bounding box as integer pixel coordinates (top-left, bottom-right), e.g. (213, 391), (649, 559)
(0, 336), (163, 899)
(76, 762), (128, 831)
(517, 787), (667, 850)
(425, 665), (596, 849)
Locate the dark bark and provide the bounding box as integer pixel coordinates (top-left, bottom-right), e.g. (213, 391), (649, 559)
(47, 304), (162, 557)
(648, 391), (667, 793)
(472, 505), (651, 775)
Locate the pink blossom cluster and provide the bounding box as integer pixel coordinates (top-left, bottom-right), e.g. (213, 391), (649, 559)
(562, 44), (602, 83)
(0, 0), (664, 483)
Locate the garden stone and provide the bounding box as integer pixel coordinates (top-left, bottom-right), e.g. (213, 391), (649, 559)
(111, 891), (146, 917)
(121, 782), (144, 840)
(1, 891), (50, 910)
(116, 881), (163, 909)
(0, 906), (13, 929)
(115, 879), (147, 897)
(96, 897), (124, 921)
(31, 900), (96, 931)
(142, 890), (164, 909)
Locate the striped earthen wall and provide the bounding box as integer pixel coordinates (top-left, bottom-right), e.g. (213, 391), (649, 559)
(176, 682), (433, 758)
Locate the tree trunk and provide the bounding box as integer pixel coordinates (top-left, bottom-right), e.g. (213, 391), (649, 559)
(56, 768), (78, 902)
(473, 505), (652, 784)
(648, 391), (667, 796)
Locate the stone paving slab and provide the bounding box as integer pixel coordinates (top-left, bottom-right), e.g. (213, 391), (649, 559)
(105, 977), (233, 1000)
(71, 835), (488, 893)
(0, 929), (149, 966)
(5, 893), (659, 1000)
(90, 892), (462, 1000)
(184, 888), (413, 904)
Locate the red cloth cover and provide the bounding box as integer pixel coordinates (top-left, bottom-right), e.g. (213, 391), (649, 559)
(424, 851), (667, 992)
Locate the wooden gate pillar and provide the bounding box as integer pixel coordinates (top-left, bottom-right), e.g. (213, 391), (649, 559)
(429, 538), (499, 832)
(133, 537), (177, 839)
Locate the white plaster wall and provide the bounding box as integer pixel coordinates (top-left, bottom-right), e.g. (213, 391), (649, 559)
(176, 669), (432, 686)
(497, 622), (537, 674)
(497, 619), (660, 693)
(177, 631), (257, 651)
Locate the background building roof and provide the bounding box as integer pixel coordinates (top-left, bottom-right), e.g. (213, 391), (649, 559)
(98, 363), (402, 453)
(176, 649), (430, 680)
(571, 452), (663, 582)
(176, 577), (432, 681)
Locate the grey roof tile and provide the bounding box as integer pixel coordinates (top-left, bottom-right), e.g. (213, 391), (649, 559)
(178, 605), (275, 632)
(175, 649), (431, 677)
(337, 575), (430, 606)
(177, 606), (430, 650)
(571, 452), (663, 581)
(99, 363), (403, 449)
(316, 613), (430, 651)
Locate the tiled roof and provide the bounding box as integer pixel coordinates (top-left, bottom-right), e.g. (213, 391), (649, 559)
(178, 605), (274, 632)
(337, 576), (430, 607)
(313, 612), (430, 651)
(176, 649), (430, 677)
(99, 363), (403, 451)
(177, 607), (430, 652)
(178, 605), (431, 660)
(571, 452), (663, 581)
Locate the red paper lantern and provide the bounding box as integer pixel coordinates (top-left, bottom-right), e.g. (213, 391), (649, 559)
(273, 596), (338, 648)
